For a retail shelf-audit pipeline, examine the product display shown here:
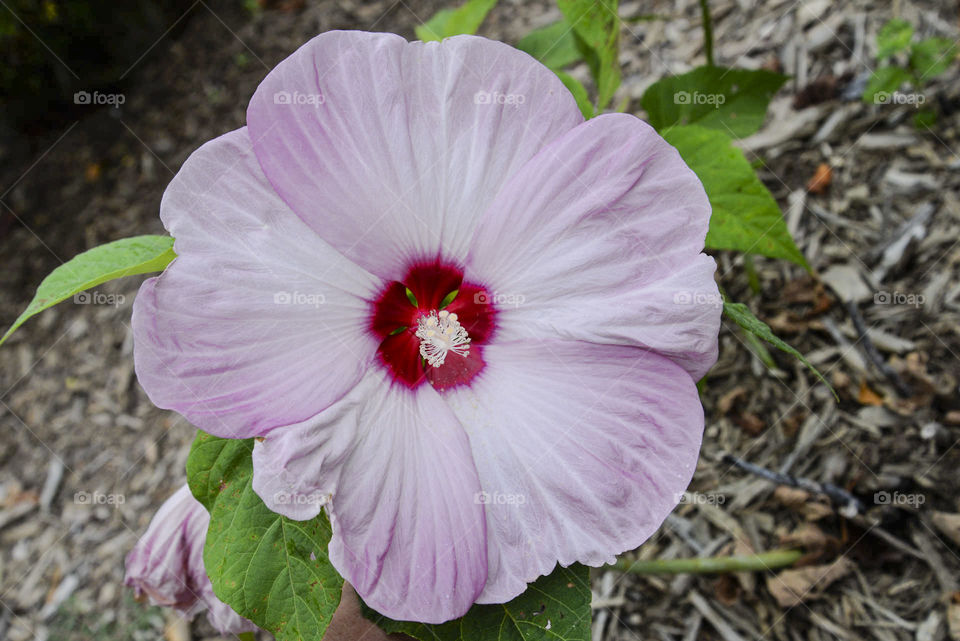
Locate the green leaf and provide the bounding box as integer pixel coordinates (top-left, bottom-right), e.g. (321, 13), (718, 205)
(364, 563), (591, 641)
(862, 65), (912, 103)
(0, 235), (175, 346)
(187, 432), (343, 641)
(910, 36), (957, 80)
(516, 20), (582, 69)
(723, 301), (834, 396)
(416, 0), (497, 41)
(558, 0), (620, 110)
(662, 125), (808, 268)
(555, 70), (594, 119)
(876, 18), (913, 59)
(640, 66), (788, 139)
(913, 109), (937, 129)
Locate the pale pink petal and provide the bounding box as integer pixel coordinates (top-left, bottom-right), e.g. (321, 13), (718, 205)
(124, 485), (256, 635)
(252, 368), (487, 623)
(247, 30), (583, 281)
(464, 113), (720, 380)
(132, 128), (383, 438)
(125, 485), (207, 614)
(205, 597), (257, 636)
(251, 400), (357, 522)
(442, 339), (703, 603)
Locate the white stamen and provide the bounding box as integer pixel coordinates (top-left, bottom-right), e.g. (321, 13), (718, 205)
(416, 310), (471, 367)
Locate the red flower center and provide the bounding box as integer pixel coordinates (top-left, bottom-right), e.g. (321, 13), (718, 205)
(369, 258), (496, 390)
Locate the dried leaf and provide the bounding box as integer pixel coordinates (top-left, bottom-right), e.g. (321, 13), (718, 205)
(84, 163), (101, 182)
(931, 512), (960, 548)
(807, 163), (832, 194)
(773, 486), (810, 508)
(734, 412), (766, 436)
(800, 502), (835, 521)
(714, 574), (741, 606)
(857, 381), (884, 406)
(717, 386), (748, 414)
(766, 557), (853, 608)
(948, 600), (960, 641)
(779, 523), (829, 549)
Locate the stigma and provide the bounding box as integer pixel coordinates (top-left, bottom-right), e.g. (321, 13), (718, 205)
(415, 310), (471, 368)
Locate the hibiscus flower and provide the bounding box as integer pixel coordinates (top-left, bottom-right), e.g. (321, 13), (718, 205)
(132, 30), (721, 623)
(125, 485), (256, 634)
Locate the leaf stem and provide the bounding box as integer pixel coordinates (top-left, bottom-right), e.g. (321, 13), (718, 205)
(698, 0), (715, 66)
(609, 549), (803, 575)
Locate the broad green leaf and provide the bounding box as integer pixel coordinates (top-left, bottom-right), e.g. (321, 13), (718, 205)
(557, 0), (620, 110)
(556, 70), (594, 119)
(517, 20), (582, 69)
(876, 18), (913, 59)
(364, 563), (591, 641)
(416, 8), (456, 40)
(640, 66), (788, 139)
(861, 65), (912, 104)
(0, 235), (175, 346)
(662, 125), (808, 268)
(910, 36), (957, 80)
(723, 301), (834, 396)
(187, 432), (343, 641)
(416, 0), (497, 41)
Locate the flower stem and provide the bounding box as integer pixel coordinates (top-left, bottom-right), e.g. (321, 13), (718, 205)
(698, 0), (715, 67)
(609, 549), (803, 575)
